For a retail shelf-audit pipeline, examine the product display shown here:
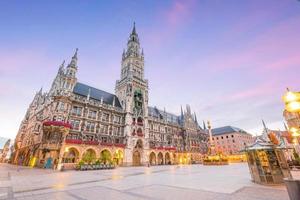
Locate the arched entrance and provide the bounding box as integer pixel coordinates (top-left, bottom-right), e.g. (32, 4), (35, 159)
(132, 139), (143, 166)
(173, 153), (177, 164)
(132, 151), (141, 166)
(149, 152), (156, 165)
(63, 147), (79, 163)
(157, 152), (164, 165)
(100, 149), (112, 164)
(165, 152), (171, 165)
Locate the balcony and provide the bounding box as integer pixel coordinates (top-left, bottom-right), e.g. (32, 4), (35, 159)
(114, 143), (126, 148)
(43, 121), (72, 129)
(83, 140), (99, 145)
(65, 139), (82, 144)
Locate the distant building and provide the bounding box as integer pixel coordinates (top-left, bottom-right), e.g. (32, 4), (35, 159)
(0, 139), (11, 163)
(211, 126), (254, 155)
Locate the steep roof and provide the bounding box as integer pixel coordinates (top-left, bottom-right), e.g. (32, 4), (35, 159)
(73, 82), (122, 108)
(212, 126), (248, 136)
(148, 106), (181, 124)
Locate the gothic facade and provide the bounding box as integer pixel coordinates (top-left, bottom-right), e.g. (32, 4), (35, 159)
(12, 24), (208, 169)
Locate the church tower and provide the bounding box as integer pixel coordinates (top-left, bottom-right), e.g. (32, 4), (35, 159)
(115, 23), (149, 166)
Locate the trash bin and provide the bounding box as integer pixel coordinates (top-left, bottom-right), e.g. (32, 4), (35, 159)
(284, 178), (300, 200)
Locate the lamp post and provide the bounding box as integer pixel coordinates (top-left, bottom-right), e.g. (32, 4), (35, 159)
(282, 89), (300, 153)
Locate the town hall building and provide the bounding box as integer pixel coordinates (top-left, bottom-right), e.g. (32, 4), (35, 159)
(12, 24), (208, 169)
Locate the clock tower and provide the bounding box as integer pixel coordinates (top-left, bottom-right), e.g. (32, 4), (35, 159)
(115, 23), (149, 166)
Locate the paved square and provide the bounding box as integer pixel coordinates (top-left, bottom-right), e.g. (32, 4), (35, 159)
(0, 163), (290, 200)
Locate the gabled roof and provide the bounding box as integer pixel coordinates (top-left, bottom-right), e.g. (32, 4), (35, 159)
(73, 82), (122, 108)
(212, 126), (248, 136)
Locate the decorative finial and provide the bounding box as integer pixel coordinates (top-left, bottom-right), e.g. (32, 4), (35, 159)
(112, 96), (115, 107)
(87, 88), (91, 100)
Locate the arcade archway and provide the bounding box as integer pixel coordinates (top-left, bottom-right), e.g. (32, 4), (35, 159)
(149, 152), (156, 165)
(63, 147), (79, 163)
(165, 152), (171, 165)
(157, 152), (164, 165)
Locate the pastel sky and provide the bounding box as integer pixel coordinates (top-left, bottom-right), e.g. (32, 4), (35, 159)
(1, 0), (300, 139)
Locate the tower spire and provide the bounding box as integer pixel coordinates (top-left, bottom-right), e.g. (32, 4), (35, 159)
(73, 48), (78, 59)
(132, 22), (136, 35)
(58, 60), (65, 73)
(69, 48), (78, 68)
(203, 120), (206, 130)
(262, 119), (268, 133)
(38, 87), (43, 94)
(283, 122), (288, 131)
(180, 105), (184, 119)
(128, 22), (139, 44)
(194, 112), (198, 124)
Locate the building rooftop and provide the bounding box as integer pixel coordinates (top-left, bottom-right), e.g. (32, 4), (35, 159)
(0, 137), (9, 149)
(148, 106), (181, 124)
(212, 126), (248, 136)
(73, 82), (122, 108)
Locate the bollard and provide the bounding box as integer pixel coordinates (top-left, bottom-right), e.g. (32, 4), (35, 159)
(284, 178), (300, 200)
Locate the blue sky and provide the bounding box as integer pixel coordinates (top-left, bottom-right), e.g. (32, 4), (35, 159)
(1, 0), (300, 139)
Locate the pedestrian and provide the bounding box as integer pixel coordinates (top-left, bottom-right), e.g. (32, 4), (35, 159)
(17, 158), (23, 172)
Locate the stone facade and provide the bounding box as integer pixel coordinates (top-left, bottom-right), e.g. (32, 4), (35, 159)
(12, 24), (208, 169)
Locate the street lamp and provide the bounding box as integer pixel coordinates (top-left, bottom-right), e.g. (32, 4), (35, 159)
(283, 88), (300, 155)
(283, 90), (300, 112)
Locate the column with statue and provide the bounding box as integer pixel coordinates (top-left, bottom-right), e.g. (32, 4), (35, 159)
(203, 121), (228, 165)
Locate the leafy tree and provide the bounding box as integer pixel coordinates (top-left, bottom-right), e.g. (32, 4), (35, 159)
(82, 150), (96, 164)
(100, 150), (111, 164)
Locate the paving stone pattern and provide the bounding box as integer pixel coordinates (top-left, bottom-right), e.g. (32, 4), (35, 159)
(0, 163), (290, 200)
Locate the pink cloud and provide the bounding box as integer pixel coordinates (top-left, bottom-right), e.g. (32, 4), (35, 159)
(0, 49), (54, 75)
(144, 0), (196, 46)
(226, 83), (274, 101)
(166, 0), (191, 27)
(204, 14), (300, 73)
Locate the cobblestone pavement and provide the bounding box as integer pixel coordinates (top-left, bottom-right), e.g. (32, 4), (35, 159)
(0, 163), (290, 200)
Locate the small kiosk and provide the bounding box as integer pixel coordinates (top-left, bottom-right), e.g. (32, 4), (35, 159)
(245, 137), (292, 185)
